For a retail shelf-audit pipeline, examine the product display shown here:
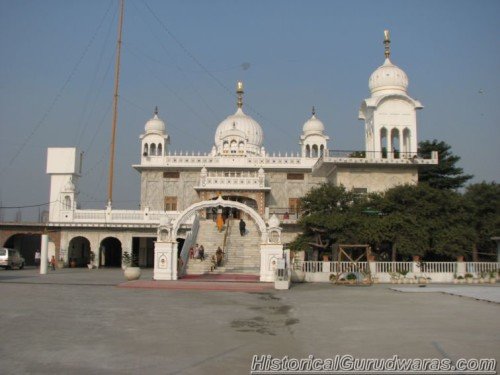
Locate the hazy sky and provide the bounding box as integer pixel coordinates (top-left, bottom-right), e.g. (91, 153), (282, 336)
(0, 0), (499, 218)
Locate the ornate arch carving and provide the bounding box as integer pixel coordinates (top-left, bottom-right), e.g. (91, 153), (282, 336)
(171, 196), (267, 242)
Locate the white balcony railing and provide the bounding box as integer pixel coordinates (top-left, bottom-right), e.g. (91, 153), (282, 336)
(56, 208), (182, 226)
(197, 171), (268, 190)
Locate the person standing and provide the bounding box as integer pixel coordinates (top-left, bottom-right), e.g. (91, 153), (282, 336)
(239, 218), (246, 236)
(216, 247), (224, 267)
(199, 245), (205, 261)
(35, 250), (41, 267)
(50, 255), (56, 271)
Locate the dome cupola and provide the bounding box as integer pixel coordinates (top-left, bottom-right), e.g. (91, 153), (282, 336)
(214, 82), (264, 156)
(302, 106), (325, 134)
(368, 30), (409, 96)
(145, 107), (166, 134)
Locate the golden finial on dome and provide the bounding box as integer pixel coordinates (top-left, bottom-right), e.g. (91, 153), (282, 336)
(312, 106), (316, 116)
(383, 29), (391, 58)
(154, 106), (158, 115)
(237, 81), (244, 109)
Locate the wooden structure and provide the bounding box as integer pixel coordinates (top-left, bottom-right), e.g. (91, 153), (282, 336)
(334, 244), (373, 286)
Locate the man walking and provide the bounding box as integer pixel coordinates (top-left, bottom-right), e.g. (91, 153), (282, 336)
(35, 250), (41, 267)
(239, 218), (246, 236)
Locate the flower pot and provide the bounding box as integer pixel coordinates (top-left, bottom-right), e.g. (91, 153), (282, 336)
(70, 260), (77, 268)
(490, 278), (496, 284)
(124, 267), (141, 281)
(57, 261), (64, 269)
(479, 278), (484, 284)
(466, 278), (472, 284)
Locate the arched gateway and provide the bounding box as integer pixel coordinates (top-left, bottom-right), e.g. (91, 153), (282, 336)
(153, 196), (286, 282)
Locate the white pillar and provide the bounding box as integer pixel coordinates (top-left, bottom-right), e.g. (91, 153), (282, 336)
(154, 241), (177, 280)
(40, 234), (48, 275)
(260, 243), (284, 282)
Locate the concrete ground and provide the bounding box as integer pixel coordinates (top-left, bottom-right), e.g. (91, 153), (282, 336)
(0, 268), (499, 375)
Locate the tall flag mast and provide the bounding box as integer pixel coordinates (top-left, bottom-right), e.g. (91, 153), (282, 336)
(107, 0), (125, 207)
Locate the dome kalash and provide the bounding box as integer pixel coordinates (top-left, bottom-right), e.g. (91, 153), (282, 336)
(214, 82), (264, 156)
(368, 30), (409, 97)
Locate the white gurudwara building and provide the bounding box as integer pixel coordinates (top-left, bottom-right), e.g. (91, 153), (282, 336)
(45, 32), (437, 281)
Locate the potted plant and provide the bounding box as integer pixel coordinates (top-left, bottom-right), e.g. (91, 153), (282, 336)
(457, 275), (465, 284)
(465, 273), (473, 284)
(399, 270), (409, 284)
(479, 272), (486, 284)
(122, 251), (141, 281)
(346, 272), (357, 285)
(57, 257), (64, 269)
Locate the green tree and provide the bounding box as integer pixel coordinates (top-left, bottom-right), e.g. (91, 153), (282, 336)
(464, 182), (500, 260)
(418, 140), (473, 189)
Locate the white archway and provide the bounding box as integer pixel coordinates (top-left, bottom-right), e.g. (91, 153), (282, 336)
(171, 196), (268, 242)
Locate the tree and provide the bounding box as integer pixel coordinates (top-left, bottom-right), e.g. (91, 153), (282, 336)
(418, 140), (473, 190)
(464, 182), (500, 261)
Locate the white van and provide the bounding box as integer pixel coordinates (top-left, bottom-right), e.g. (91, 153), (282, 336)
(0, 248), (25, 269)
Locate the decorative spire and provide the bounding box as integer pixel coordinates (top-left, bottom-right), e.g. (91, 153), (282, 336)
(383, 29), (391, 59)
(154, 106), (158, 116)
(312, 106), (316, 116)
(236, 81), (244, 109)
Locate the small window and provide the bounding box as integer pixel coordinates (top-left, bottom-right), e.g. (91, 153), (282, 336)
(287, 173), (304, 180)
(289, 198), (301, 213)
(164, 196), (177, 211)
(163, 171), (180, 179)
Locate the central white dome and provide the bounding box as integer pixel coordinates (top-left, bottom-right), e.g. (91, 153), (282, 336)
(144, 108), (166, 134)
(214, 108), (263, 155)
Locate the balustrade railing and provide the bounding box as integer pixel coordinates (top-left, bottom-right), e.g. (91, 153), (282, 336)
(179, 214), (200, 276)
(421, 262), (456, 273)
(466, 262), (500, 274)
(376, 261), (412, 274)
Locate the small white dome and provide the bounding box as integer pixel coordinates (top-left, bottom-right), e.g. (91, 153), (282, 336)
(369, 58), (408, 95)
(145, 108), (166, 134)
(214, 108), (263, 155)
(268, 214), (280, 228)
(303, 113), (325, 134)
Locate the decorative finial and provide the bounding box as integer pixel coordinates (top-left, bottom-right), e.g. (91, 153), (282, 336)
(312, 106), (316, 116)
(383, 29), (391, 59)
(236, 81), (244, 109)
(154, 106), (158, 115)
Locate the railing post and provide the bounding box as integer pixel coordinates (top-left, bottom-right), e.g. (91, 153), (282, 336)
(368, 255), (377, 279)
(456, 256), (465, 277)
(412, 255), (421, 275)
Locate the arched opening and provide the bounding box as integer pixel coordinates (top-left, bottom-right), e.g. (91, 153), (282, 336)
(150, 143), (157, 156)
(99, 237), (122, 268)
(312, 145), (318, 158)
(4, 233), (41, 266)
(391, 128), (400, 159)
(143, 143), (148, 156)
(238, 141), (245, 153)
(68, 236), (91, 267)
(223, 141), (229, 153)
(64, 195), (72, 210)
(157, 143), (163, 156)
(380, 128), (388, 158)
(305, 145), (311, 158)
(320, 144), (325, 157)
(403, 128), (411, 156)
(230, 140), (237, 154)
(207, 195), (258, 220)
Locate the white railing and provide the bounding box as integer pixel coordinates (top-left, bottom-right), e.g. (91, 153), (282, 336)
(296, 261), (368, 274)
(179, 214), (200, 276)
(376, 262), (412, 274)
(58, 208), (181, 226)
(466, 262), (500, 274)
(421, 262), (456, 273)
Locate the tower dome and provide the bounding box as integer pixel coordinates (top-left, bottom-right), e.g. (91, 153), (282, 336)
(302, 107), (325, 134)
(368, 30), (409, 96)
(144, 107), (166, 134)
(368, 58), (408, 95)
(214, 82), (264, 155)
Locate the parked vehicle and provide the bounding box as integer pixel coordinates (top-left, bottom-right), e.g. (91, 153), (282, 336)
(0, 248), (25, 270)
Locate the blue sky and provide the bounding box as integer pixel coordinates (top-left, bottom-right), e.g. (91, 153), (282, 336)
(0, 0), (499, 217)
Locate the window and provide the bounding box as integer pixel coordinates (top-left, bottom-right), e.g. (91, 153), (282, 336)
(163, 171), (180, 179)
(164, 196), (177, 211)
(287, 173), (304, 180)
(150, 143), (156, 156)
(289, 198), (301, 213)
(157, 144), (162, 156)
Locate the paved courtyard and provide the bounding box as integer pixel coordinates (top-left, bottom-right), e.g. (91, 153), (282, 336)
(0, 268), (498, 374)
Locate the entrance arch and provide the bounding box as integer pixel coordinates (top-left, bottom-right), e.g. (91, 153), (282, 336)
(4, 234), (41, 266)
(100, 237), (122, 267)
(68, 236), (91, 267)
(171, 196), (267, 242)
